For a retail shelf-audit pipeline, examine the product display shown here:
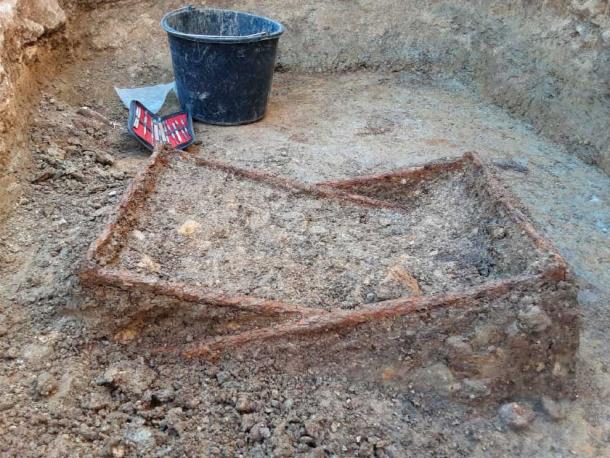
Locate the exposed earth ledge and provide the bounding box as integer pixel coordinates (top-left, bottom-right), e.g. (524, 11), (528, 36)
(0, 0), (68, 222)
(1, 1), (609, 224)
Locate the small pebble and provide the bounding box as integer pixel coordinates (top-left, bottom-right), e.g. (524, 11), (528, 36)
(241, 413), (256, 432)
(249, 423), (271, 442)
(491, 226), (507, 240)
(299, 435), (315, 445)
(541, 396), (567, 421)
(236, 397), (255, 414)
(499, 402), (535, 430)
(95, 150), (115, 166)
(493, 159), (529, 173)
(32, 169), (55, 184)
(35, 372), (57, 397)
(518, 305), (552, 333)
(283, 399), (294, 410)
(151, 388), (175, 404)
(216, 371), (230, 384)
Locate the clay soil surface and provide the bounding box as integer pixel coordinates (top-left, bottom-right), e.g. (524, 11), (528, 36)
(0, 3), (609, 458)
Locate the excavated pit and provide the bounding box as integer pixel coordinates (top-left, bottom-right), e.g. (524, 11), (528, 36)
(80, 148), (579, 400)
(96, 153), (540, 308)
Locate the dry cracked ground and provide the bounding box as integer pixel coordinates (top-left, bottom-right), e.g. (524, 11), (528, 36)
(0, 0), (609, 457)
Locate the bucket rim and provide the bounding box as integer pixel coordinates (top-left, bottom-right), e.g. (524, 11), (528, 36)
(161, 6), (284, 43)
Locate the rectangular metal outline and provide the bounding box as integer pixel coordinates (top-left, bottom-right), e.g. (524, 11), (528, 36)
(79, 147), (570, 359)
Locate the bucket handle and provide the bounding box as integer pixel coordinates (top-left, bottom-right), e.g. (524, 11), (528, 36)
(185, 30), (269, 41)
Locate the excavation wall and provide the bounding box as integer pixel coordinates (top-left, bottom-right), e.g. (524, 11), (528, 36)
(0, 0), (609, 220)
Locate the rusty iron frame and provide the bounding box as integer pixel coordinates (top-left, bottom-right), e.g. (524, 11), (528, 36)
(80, 147), (570, 359)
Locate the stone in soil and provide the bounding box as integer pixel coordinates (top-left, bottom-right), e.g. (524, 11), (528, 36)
(250, 422), (271, 443)
(94, 150), (115, 166)
(518, 305), (552, 333)
(499, 402), (536, 430)
(97, 360), (155, 397)
(236, 396), (256, 414)
(35, 372), (58, 397)
(541, 396), (568, 421)
(82, 387), (113, 411)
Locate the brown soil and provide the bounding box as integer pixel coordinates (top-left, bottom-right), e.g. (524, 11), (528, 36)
(0, 1), (608, 457)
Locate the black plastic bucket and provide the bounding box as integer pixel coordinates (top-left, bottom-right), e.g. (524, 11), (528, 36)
(161, 6), (284, 125)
